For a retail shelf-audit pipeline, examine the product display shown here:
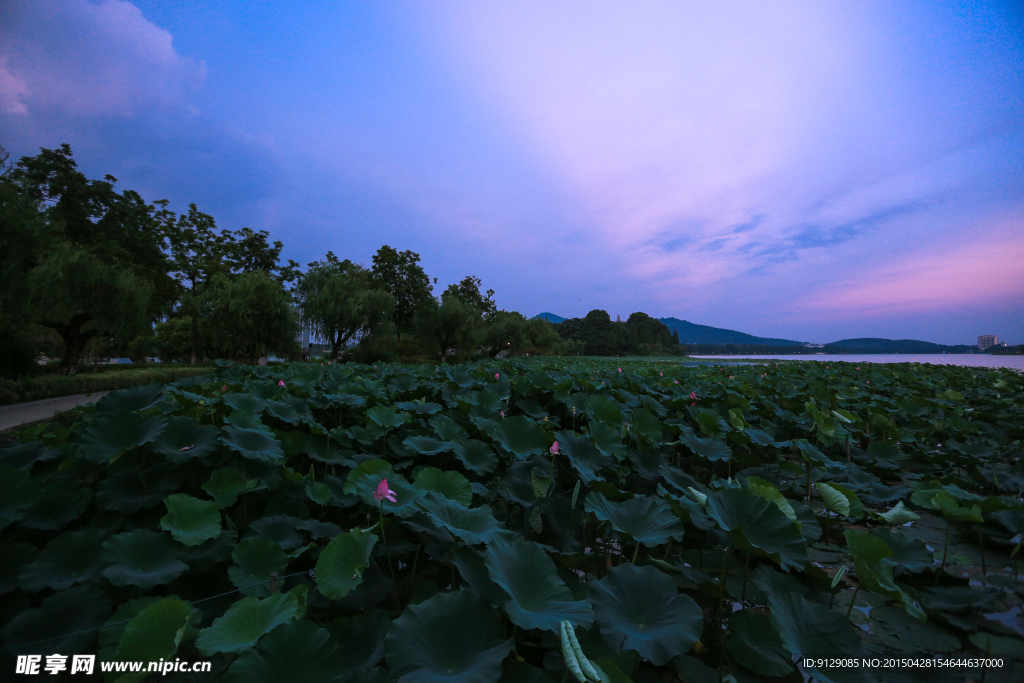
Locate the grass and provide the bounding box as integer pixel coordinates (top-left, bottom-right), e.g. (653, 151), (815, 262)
(0, 365), (214, 405)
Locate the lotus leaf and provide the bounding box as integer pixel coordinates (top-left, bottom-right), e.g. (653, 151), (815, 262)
(315, 529), (378, 600)
(221, 424), (285, 462)
(404, 435), (453, 456)
(726, 610), (793, 678)
(584, 492), (686, 547)
(367, 405), (408, 429)
(492, 415), (551, 459)
(229, 537), (289, 597)
(18, 527), (107, 592)
(224, 620), (349, 683)
(102, 529), (188, 589)
(844, 529), (924, 619)
(160, 493), (222, 546)
(414, 467), (473, 506)
(150, 415), (221, 462)
(96, 384), (165, 415)
(418, 492), (507, 545)
(0, 466), (39, 530)
(768, 592), (871, 683)
(18, 477), (92, 530)
(202, 466), (261, 508)
(589, 563), (703, 665)
(705, 488), (807, 570)
(0, 584), (111, 655)
(113, 597), (192, 680)
(384, 589), (514, 682)
(484, 536), (594, 633)
(79, 413), (166, 463)
(452, 439), (498, 475)
(679, 431), (732, 461)
(197, 585), (307, 655)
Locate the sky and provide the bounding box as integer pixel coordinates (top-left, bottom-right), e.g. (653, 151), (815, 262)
(1, 1), (1021, 345)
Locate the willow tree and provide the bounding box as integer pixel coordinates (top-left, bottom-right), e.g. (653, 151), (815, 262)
(296, 253), (394, 360)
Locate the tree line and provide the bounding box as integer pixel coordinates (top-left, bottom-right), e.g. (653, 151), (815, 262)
(0, 144), (571, 376)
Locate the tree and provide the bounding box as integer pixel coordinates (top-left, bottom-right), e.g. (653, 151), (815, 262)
(3, 145), (174, 374)
(442, 275), (496, 316)
(164, 204), (292, 364)
(483, 311), (527, 357)
(204, 270), (298, 361)
(415, 297), (481, 363)
(295, 253), (394, 360)
(371, 245), (433, 339)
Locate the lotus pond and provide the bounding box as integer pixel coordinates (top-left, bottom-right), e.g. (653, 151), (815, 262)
(1, 358), (1022, 682)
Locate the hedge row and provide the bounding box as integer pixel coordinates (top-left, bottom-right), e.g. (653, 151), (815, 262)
(0, 366), (214, 405)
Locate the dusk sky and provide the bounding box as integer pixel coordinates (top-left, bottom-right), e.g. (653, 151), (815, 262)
(1, 1), (1021, 345)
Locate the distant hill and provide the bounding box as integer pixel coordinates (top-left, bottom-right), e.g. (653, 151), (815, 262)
(533, 312), (566, 324)
(826, 338), (976, 354)
(657, 318), (806, 346)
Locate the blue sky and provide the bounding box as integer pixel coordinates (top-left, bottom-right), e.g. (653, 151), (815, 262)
(1, 0), (1021, 345)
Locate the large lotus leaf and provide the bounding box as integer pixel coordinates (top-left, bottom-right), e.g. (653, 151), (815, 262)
(452, 439), (498, 475)
(816, 482), (851, 516)
(431, 415), (468, 442)
(19, 478), (92, 530)
(705, 488), (807, 571)
(869, 605), (961, 653)
(418, 492), (508, 545)
(197, 585), (307, 656)
(589, 564), (703, 665)
(98, 596), (168, 650)
(0, 465), (40, 530)
(246, 514), (308, 551)
(404, 435), (453, 456)
(584, 492), (686, 547)
(95, 461), (183, 514)
(844, 530), (924, 619)
(306, 478), (332, 504)
(919, 585), (1005, 614)
(630, 408), (664, 445)
(224, 408), (267, 430)
(745, 475), (797, 521)
(583, 393), (623, 424)
(304, 434), (349, 464)
(451, 547), (508, 607)
(223, 392), (268, 414)
(0, 541), (36, 595)
(221, 424), (285, 462)
(588, 421), (626, 460)
(366, 405), (408, 430)
(315, 529), (378, 600)
(18, 527), (108, 592)
(102, 530), (188, 589)
(113, 597), (192, 680)
(553, 430), (612, 483)
(0, 584), (111, 655)
(726, 610), (793, 678)
(679, 431), (732, 461)
(414, 468), (473, 506)
(326, 610), (391, 673)
(867, 500), (920, 525)
(203, 466), (261, 508)
(229, 537), (290, 597)
(297, 517), (343, 539)
(343, 459), (393, 494)
(183, 530), (237, 573)
(160, 493), (222, 546)
(768, 592), (872, 683)
(484, 536), (594, 633)
(79, 413), (167, 463)
(265, 395), (314, 425)
(0, 441), (60, 470)
(868, 528), (934, 575)
(224, 620), (348, 683)
(150, 415), (221, 462)
(96, 384), (165, 415)
(384, 589), (514, 682)
(492, 415), (551, 459)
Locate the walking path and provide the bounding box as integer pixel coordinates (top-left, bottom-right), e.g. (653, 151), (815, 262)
(0, 391), (110, 434)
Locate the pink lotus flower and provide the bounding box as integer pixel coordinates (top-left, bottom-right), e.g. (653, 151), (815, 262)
(278, 380), (285, 387)
(674, 380), (678, 384)
(550, 441), (559, 455)
(660, 372), (663, 376)
(221, 385), (228, 392)
(617, 368), (622, 372)
(690, 392), (697, 399)
(500, 410), (505, 418)
(374, 478), (397, 503)
(495, 372), (500, 379)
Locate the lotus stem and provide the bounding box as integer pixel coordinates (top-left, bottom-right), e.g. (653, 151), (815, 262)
(979, 528), (986, 578)
(936, 521), (951, 584)
(379, 503), (395, 583)
(846, 585), (862, 619)
(632, 541), (641, 564)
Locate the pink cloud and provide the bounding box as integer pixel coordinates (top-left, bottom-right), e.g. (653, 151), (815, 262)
(0, 0), (204, 117)
(794, 230), (1024, 318)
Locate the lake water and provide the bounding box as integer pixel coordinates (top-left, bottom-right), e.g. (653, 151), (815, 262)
(690, 354), (1024, 371)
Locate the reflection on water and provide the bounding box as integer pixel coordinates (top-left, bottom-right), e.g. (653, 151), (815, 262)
(690, 354), (1024, 370)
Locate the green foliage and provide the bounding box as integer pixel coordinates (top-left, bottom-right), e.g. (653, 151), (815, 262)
(0, 357), (1021, 679)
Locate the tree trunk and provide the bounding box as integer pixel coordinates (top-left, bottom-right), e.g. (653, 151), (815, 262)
(190, 314), (200, 365)
(45, 313), (98, 376)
